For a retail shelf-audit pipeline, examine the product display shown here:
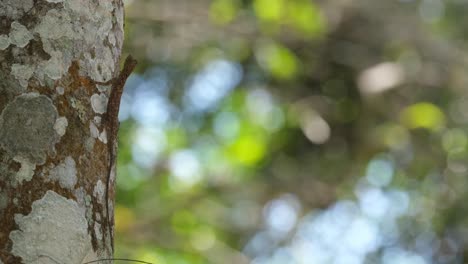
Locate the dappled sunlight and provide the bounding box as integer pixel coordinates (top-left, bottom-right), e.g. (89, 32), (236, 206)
(115, 0), (468, 263)
(213, 111), (240, 141)
(299, 110), (331, 144)
(245, 154), (429, 263)
(132, 126), (167, 168)
(169, 149), (203, 188)
(246, 89), (285, 132)
(400, 103), (446, 131)
(263, 194), (300, 235)
(255, 41), (299, 80)
(357, 62), (405, 95)
(365, 157), (394, 187)
(185, 59), (242, 112)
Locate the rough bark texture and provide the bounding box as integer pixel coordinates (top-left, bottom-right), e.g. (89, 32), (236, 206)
(0, 0), (125, 263)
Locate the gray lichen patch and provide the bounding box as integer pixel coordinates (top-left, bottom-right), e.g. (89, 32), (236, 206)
(9, 21), (33, 48)
(97, 84), (110, 93)
(12, 156), (36, 185)
(84, 194), (94, 222)
(0, 35), (10, 50)
(32, 1), (119, 82)
(90, 119), (107, 143)
(10, 64), (35, 88)
(93, 116), (102, 126)
(69, 97), (88, 123)
(56, 86), (65, 95)
(1, 0), (122, 88)
(98, 129), (107, 144)
(0, 0), (34, 19)
(85, 137), (95, 152)
(73, 187), (85, 205)
(54, 116), (68, 137)
(94, 222), (103, 241)
(9, 190), (92, 264)
(89, 121), (99, 139)
(0, 20), (34, 51)
(48, 156), (77, 190)
(90, 93), (108, 114)
(73, 187), (87, 216)
(93, 180), (105, 205)
(0, 93), (59, 165)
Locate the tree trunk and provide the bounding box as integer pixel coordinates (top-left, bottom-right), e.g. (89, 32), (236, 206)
(0, 1), (129, 263)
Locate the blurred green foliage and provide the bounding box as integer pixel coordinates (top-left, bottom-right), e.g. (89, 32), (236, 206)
(116, 0), (468, 263)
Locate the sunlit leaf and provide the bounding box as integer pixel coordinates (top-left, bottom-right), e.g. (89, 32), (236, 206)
(253, 0), (284, 22)
(210, 0), (240, 24)
(227, 134), (266, 166)
(400, 102), (445, 131)
(256, 42), (299, 80)
(287, 0), (326, 37)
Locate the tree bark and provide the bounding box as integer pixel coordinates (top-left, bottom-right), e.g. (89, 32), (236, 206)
(0, 1), (127, 263)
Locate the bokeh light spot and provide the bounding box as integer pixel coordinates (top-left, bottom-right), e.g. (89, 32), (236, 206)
(400, 102), (445, 131)
(366, 157), (394, 187)
(228, 134), (266, 166)
(169, 150), (202, 186)
(256, 42), (299, 80)
(253, 0), (284, 21)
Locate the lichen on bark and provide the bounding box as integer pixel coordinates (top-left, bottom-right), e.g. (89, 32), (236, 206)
(0, 93), (59, 166)
(0, 0), (125, 262)
(9, 190), (92, 264)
